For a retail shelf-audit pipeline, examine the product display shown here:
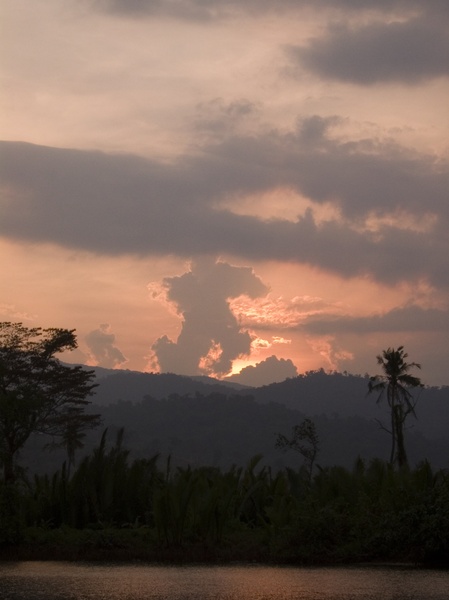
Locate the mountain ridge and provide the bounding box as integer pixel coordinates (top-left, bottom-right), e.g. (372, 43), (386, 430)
(88, 367), (449, 441)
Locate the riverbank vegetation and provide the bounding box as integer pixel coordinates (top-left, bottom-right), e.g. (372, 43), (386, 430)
(1, 428), (448, 566)
(1, 324), (448, 566)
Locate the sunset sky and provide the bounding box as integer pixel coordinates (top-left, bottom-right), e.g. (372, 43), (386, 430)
(1, 0), (448, 386)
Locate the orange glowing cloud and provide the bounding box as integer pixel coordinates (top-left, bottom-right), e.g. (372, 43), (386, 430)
(230, 293), (342, 329)
(306, 336), (354, 372)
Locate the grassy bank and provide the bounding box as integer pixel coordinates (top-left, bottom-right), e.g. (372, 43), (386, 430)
(1, 524), (447, 566)
(0, 527), (281, 564)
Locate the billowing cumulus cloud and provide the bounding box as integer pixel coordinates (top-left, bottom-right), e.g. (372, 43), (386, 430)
(225, 355), (298, 387)
(150, 259), (269, 376)
(85, 323), (127, 368)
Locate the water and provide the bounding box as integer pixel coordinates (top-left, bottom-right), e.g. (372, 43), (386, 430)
(0, 562), (448, 600)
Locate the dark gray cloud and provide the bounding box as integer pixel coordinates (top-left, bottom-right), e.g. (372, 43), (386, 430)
(92, 0), (449, 22)
(292, 17), (449, 85)
(203, 117), (449, 220)
(96, 0), (449, 87)
(1, 118), (448, 289)
(302, 306), (449, 335)
(151, 259), (269, 376)
(92, 0), (237, 20)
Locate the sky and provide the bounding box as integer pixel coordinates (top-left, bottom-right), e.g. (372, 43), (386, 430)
(1, 0), (449, 387)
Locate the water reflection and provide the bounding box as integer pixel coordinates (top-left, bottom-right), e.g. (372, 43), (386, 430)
(0, 562), (448, 600)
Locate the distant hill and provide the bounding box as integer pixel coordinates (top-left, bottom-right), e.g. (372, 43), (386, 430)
(250, 370), (449, 441)
(24, 366), (446, 476)
(89, 369), (249, 405)
(91, 391), (448, 471)
(47, 367), (444, 472)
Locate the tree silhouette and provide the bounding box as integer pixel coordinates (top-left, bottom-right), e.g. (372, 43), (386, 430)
(368, 346), (422, 468)
(0, 322), (101, 484)
(275, 418), (319, 482)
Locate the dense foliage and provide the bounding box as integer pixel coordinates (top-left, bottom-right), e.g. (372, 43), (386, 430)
(1, 428), (448, 565)
(87, 369), (449, 467)
(21, 389), (446, 479)
(0, 322), (100, 483)
(1, 331), (448, 566)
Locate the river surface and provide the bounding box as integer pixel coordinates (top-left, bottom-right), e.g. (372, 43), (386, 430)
(0, 562), (448, 600)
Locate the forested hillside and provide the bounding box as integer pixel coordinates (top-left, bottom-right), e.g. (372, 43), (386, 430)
(93, 392), (449, 470)
(89, 368), (449, 441)
(250, 370), (449, 440)
(23, 369), (449, 474)
(6, 365), (449, 565)
(90, 369), (249, 405)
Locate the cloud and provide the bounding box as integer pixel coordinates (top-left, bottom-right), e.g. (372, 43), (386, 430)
(302, 305), (449, 335)
(306, 336), (354, 372)
(85, 323), (127, 368)
(194, 98), (260, 140)
(1, 117), (448, 289)
(297, 305), (449, 384)
(0, 304), (36, 322)
(92, 0), (307, 20)
(292, 17), (449, 85)
(91, 1), (449, 97)
(92, 0), (223, 20)
(92, 1), (449, 23)
(225, 354), (298, 387)
(230, 294), (332, 329)
(150, 258), (269, 376)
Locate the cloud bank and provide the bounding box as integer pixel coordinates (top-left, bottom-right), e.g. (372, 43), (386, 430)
(1, 117), (447, 290)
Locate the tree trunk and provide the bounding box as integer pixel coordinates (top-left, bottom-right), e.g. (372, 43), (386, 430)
(394, 404), (408, 468)
(389, 388), (396, 465)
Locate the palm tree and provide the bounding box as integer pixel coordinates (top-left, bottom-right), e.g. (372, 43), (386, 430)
(368, 346), (422, 468)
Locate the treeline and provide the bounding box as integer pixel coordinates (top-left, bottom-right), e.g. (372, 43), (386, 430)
(2, 325), (447, 565)
(1, 429), (448, 565)
(21, 391), (449, 479)
(91, 369), (449, 442)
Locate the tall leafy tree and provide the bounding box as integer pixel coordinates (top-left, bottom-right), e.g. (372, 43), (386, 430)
(0, 322), (101, 483)
(368, 346), (422, 468)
